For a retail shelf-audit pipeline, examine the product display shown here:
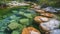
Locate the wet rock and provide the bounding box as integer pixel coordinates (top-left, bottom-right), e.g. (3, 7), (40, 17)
(34, 16), (49, 24)
(50, 29), (60, 34)
(7, 1), (29, 7)
(40, 19), (60, 31)
(22, 27), (41, 34)
(55, 8), (60, 11)
(40, 13), (54, 18)
(55, 8), (60, 13)
(35, 10), (45, 13)
(43, 7), (57, 13)
(31, 5), (40, 10)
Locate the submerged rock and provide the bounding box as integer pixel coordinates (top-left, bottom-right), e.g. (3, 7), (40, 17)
(11, 30), (19, 34)
(19, 18), (30, 25)
(8, 22), (19, 30)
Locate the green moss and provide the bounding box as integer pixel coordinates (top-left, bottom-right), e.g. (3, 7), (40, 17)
(20, 18), (30, 25)
(11, 30), (19, 34)
(19, 11), (24, 15)
(18, 24), (26, 31)
(8, 22), (19, 30)
(24, 13), (33, 18)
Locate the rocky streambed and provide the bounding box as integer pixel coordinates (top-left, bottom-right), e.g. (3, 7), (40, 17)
(0, 1), (60, 34)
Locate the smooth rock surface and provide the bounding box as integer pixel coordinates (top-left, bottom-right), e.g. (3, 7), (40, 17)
(50, 29), (60, 34)
(40, 19), (60, 31)
(43, 7), (57, 13)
